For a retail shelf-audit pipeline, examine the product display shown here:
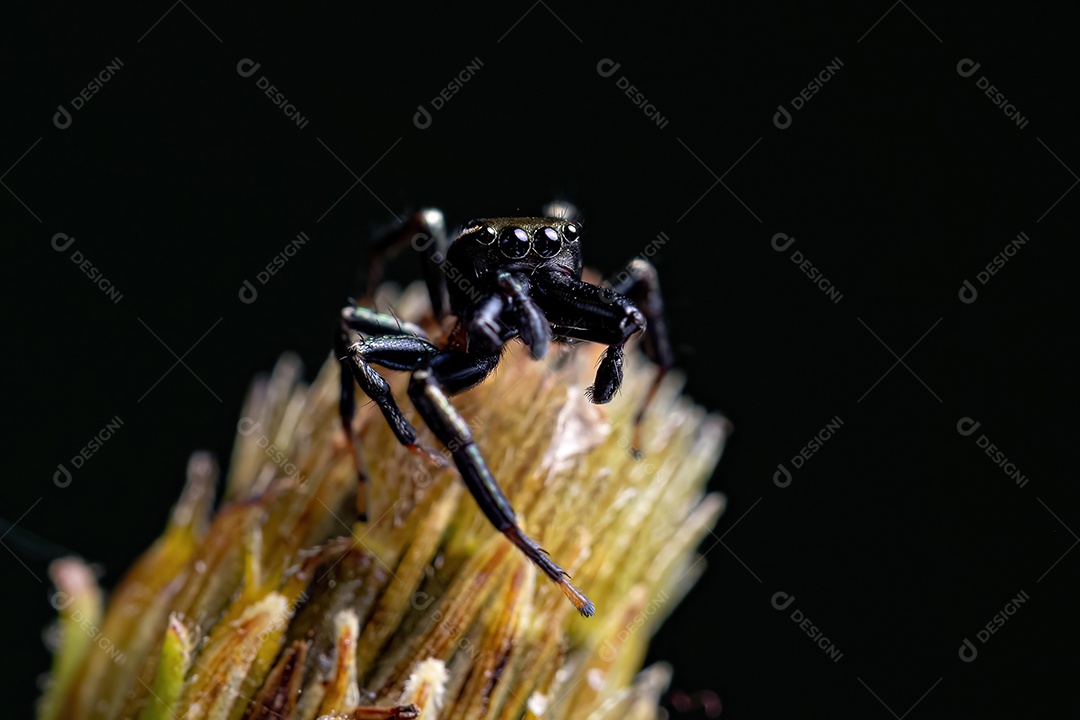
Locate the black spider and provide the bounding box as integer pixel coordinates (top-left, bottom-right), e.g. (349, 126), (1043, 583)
(336, 203), (673, 617)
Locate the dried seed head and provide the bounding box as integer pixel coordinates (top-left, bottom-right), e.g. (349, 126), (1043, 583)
(39, 282), (728, 720)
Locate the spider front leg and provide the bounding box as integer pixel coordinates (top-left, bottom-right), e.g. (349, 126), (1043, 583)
(340, 323), (501, 473)
(493, 271), (551, 359)
(461, 274), (551, 360)
(606, 259), (675, 454)
(344, 334), (452, 468)
(534, 267), (644, 401)
(534, 266), (669, 458)
(337, 307), (433, 519)
(407, 364), (595, 617)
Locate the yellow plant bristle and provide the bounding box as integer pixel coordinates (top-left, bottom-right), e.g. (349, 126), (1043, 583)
(38, 282), (728, 720)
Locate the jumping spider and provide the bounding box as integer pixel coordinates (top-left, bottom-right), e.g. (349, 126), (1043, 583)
(336, 203), (673, 617)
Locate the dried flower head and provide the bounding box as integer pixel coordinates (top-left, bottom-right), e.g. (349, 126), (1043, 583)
(38, 282), (728, 720)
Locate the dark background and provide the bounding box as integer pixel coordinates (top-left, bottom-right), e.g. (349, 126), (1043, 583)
(3, 3), (1077, 718)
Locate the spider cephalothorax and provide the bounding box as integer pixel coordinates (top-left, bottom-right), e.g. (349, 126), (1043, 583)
(336, 205), (674, 617)
(449, 217), (585, 293)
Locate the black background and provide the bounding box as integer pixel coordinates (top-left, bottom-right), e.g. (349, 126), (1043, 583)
(3, 3), (1077, 718)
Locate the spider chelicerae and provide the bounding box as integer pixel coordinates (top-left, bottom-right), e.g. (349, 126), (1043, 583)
(336, 203), (673, 617)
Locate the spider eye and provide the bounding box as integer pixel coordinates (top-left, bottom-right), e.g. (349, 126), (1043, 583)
(498, 227), (530, 259)
(564, 222), (581, 243)
(462, 219), (496, 244)
(534, 226), (562, 258)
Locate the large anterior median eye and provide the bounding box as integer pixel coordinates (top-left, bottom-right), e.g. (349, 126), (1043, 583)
(498, 226), (530, 258)
(534, 226), (562, 258)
